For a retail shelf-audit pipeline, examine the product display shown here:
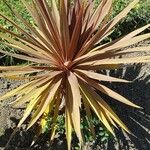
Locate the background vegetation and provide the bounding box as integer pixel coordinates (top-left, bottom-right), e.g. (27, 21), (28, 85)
(0, 0), (150, 36)
(0, 0), (150, 65)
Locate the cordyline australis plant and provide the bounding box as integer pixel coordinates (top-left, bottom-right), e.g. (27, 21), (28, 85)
(0, 0), (150, 149)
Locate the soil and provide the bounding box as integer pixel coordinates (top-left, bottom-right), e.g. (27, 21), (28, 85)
(0, 41), (150, 150)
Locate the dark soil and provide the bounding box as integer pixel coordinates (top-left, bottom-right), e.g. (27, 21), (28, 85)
(0, 41), (150, 150)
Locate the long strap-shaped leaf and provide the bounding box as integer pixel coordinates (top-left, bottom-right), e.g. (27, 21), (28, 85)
(0, 70), (42, 78)
(79, 75), (141, 108)
(76, 0), (139, 57)
(65, 106), (72, 150)
(60, 0), (70, 59)
(13, 8), (60, 57)
(0, 49), (50, 64)
(67, 71), (82, 142)
(67, 7), (83, 60)
(82, 96), (96, 137)
(0, 25), (46, 54)
(0, 12), (46, 49)
(116, 46), (150, 54)
(21, 0), (55, 44)
(0, 77), (45, 101)
(74, 24), (150, 63)
(68, 71), (81, 108)
(0, 34), (50, 61)
(77, 42), (150, 64)
(10, 0), (63, 63)
(97, 33), (150, 53)
(27, 78), (62, 129)
(75, 69), (129, 83)
(50, 94), (62, 141)
(102, 0), (139, 36)
(0, 25), (55, 60)
(17, 82), (51, 127)
(35, 0), (63, 58)
(10, 76), (56, 107)
(89, 0), (140, 47)
(51, 0), (60, 31)
(90, 0), (112, 30)
(96, 96), (130, 133)
(91, 24), (150, 52)
(77, 56), (150, 68)
(0, 71), (61, 101)
(80, 81), (130, 133)
(0, 65), (54, 71)
(0, 41), (49, 62)
(80, 81), (115, 136)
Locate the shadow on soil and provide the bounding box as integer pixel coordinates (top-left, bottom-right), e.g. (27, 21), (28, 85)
(0, 64), (150, 150)
(105, 64), (150, 150)
(0, 118), (67, 150)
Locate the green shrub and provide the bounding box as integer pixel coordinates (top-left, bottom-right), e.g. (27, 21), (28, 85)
(95, 0), (150, 40)
(111, 0), (150, 39)
(0, 0), (32, 65)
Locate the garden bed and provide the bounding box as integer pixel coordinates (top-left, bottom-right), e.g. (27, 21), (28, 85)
(0, 41), (150, 150)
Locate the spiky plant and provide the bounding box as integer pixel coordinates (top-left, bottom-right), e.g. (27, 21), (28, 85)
(0, 0), (150, 149)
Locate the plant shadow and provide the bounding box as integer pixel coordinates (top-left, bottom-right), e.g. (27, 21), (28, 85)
(104, 64), (150, 150)
(0, 117), (67, 150)
(0, 64), (150, 150)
